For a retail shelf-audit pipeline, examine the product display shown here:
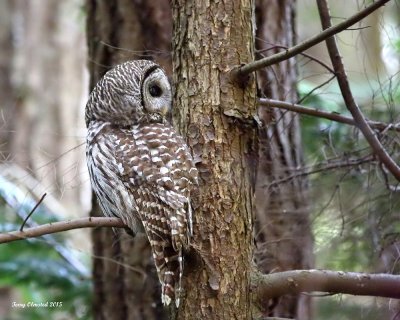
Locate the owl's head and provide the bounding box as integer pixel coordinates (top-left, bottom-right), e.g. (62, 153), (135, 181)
(85, 60), (172, 127)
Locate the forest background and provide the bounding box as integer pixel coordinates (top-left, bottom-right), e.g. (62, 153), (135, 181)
(0, 0), (399, 319)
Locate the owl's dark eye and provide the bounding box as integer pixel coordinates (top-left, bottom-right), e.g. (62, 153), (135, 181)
(149, 83), (162, 97)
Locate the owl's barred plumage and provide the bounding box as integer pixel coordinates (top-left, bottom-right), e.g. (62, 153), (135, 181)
(85, 60), (198, 307)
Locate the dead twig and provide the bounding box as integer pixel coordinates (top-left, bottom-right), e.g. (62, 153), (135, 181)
(20, 193), (47, 231)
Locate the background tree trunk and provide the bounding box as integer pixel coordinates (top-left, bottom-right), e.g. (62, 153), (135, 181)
(172, 1), (256, 319)
(254, 1), (314, 319)
(86, 1), (172, 319)
(0, 0), (15, 161)
(1, 0), (87, 215)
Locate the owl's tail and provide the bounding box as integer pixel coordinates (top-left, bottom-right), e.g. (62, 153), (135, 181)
(152, 243), (183, 308)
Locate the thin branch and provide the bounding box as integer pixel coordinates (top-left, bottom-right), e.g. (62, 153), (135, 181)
(20, 193), (47, 231)
(0, 217), (125, 244)
(256, 44), (334, 74)
(297, 75), (336, 104)
(35, 142), (85, 171)
(259, 98), (400, 133)
(316, 0), (400, 181)
(252, 269), (400, 301)
(262, 155), (374, 188)
(237, 0), (391, 76)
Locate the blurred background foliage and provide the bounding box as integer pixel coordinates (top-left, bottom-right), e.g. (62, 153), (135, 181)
(0, 170), (91, 319)
(0, 0), (399, 319)
(296, 2), (400, 314)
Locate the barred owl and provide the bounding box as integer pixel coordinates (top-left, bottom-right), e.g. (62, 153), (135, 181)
(85, 60), (198, 307)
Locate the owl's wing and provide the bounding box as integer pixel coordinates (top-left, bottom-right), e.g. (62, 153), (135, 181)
(111, 125), (197, 200)
(102, 124), (198, 307)
(111, 124), (198, 246)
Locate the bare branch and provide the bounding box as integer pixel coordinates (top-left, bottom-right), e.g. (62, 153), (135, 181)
(316, 0), (400, 181)
(0, 217), (125, 244)
(259, 98), (400, 133)
(236, 0), (391, 76)
(3, 220), (400, 302)
(252, 269), (400, 301)
(256, 44), (334, 74)
(262, 155), (374, 188)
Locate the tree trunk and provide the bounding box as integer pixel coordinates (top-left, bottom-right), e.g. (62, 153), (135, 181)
(10, 0), (62, 173)
(172, 1), (257, 319)
(86, 1), (171, 319)
(2, 0), (86, 215)
(0, 0), (15, 160)
(254, 1), (314, 319)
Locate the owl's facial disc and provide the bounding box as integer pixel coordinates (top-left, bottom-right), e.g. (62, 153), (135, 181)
(142, 68), (172, 117)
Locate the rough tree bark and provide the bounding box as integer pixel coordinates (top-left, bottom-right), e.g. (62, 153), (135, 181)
(172, 1), (257, 319)
(86, 1), (172, 319)
(254, 1), (314, 319)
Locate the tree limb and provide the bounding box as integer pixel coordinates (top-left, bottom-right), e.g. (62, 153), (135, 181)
(259, 98), (400, 133)
(316, 0), (400, 181)
(236, 0), (391, 76)
(252, 269), (400, 301)
(3, 219), (400, 302)
(0, 217), (125, 244)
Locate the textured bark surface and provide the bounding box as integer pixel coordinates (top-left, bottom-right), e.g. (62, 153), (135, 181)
(172, 1), (256, 319)
(254, 1), (314, 319)
(86, 1), (172, 319)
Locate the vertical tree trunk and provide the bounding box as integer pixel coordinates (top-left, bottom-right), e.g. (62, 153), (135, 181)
(10, 0), (61, 172)
(172, 1), (256, 319)
(0, 0), (15, 160)
(254, 1), (314, 319)
(0, 1), (15, 312)
(86, 1), (171, 319)
(3, 0), (86, 215)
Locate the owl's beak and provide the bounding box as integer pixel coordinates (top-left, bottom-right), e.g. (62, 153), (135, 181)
(160, 105), (169, 116)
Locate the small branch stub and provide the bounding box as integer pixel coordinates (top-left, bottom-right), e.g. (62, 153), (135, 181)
(232, 64), (254, 89)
